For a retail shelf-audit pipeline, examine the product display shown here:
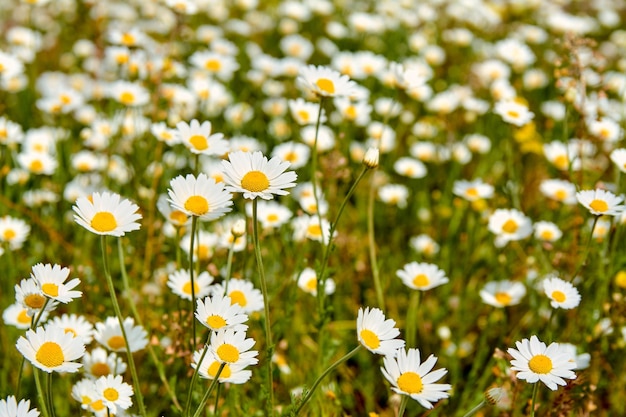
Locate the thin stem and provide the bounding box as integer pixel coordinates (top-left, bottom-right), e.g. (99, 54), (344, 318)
(405, 291), (421, 348)
(46, 372), (55, 417)
(33, 370), (49, 417)
(397, 395), (409, 417)
(185, 334), (212, 417)
(368, 174), (384, 309)
(17, 298), (51, 398)
(252, 199), (275, 417)
(571, 216), (599, 281)
(530, 383), (540, 417)
(294, 345), (362, 415)
(213, 383), (222, 416)
(461, 400), (486, 417)
(100, 236), (147, 417)
(224, 238), (236, 293)
(189, 216), (199, 348)
(192, 364), (225, 417)
(310, 97), (326, 244)
(118, 238), (183, 412)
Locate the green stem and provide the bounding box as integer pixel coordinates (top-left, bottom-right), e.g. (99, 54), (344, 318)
(17, 298), (51, 398)
(461, 400), (486, 417)
(33, 370), (49, 417)
(397, 395), (409, 417)
(252, 199), (275, 417)
(100, 236), (147, 417)
(368, 174), (384, 309)
(213, 383), (222, 416)
(224, 239), (236, 293)
(185, 337), (211, 417)
(310, 97), (326, 245)
(405, 291), (421, 348)
(571, 216), (599, 281)
(294, 345), (362, 415)
(118, 237), (183, 412)
(192, 364), (225, 417)
(530, 383), (539, 417)
(189, 216), (198, 349)
(46, 372), (55, 417)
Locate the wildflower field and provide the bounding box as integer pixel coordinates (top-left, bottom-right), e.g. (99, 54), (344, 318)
(2, 0), (626, 416)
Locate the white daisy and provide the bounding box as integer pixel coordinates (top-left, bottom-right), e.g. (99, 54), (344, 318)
(479, 280), (526, 307)
(296, 65), (357, 98)
(16, 325), (85, 373)
(46, 313), (94, 344)
(0, 215), (31, 249)
(195, 293), (249, 332)
(2, 303), (39, 329)
(271, 141), (311, 170)
(356, 307), (405, 356)
(167, 269), (214, 301)
(167, 173), (233, 221)
(610, 148), (626, 173)
(175, 119), (229, 156)
(95, 374), (133, 413)
(0, 396), (39, 417)
(396, 262), (449, 291)
(453, 179), (494, 202)
(93, 316), (148, 353)
(534, 221), (563, 242)
(576, 189), (625, 216)
(209, 279), (264, 315)
(73, 192), (142, 237)
(487, 208), (533, 246)
(508, 335), (577, 390)
(82, 347), (127, 379)
(192, 349), (253, 384)
(209, 328), (259, 367)
(542, 276), (581, 309)
(30, 263), (81, 304)
(296, 267), (335, 296)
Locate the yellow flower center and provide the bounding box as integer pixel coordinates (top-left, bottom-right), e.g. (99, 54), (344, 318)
(184, 195), (209, 216)
(197, 245), (211, 260)
(3, 229), (16, 240)
(64, 328), (77, 337)
(412, 273), (430, 288)
(296, 110), (310, 123)
(108, 335), (126, 350)
(91, 212), (118, 233)
(502, 219), (518, 234)
(216, 343), (240, 363)
(540, 230), (554, 240)
(121, 33), (135, 46)
(29, 159), (44, 173)
(589, 199), (608, 213)
(205, 59), (222, 71)
(345, 105), (357, 119)
(307, 224), (322, 237)
(551, 290), (566, 303)
(103, 387), (119, 401)
(305, 278), (317, 292)
(229, 290), (247, 307)
(553, 155), (568, 170)
(206, 315), (227, 329)
(615, 271), (626, 289)
(24, 293), (46, 309)
(267, 213), (279, 223)
(241, 170), (270, 192)
(528, 354), (553, 374)
(41, 283), (59, 297)
(208, 361), (232, 378)
(119, 91), (135, 105)
(182, 281), (200, 295)
(91, 362), (111, 377)
(90, 400), (105, 412)
(169, 210), (188, 225)
(465, 187), (479, 198)
(494, 292), (512, 305)
(188, 134), (208, 151)
(17, 309), (31, 324)
(316, 78), (335, 94)
(360, 329), (380, 350)
(506, 110), (520, 119)
(554, 189), (567, 201)
(36, 341), (64, 368)
(397, 371), (423, 394)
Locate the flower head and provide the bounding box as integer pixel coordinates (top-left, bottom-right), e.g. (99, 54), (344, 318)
(0, 395), (39, 417)
(16, 325), (85, 373)
(209, 328), (259, 367)
(95, 375), (133, 413)
(297, 65), (357, 98)
(396, 262), (449, 291)
(176, 119), (229, 156)
(356, 307), (405, 356)
(94, 317), (147, 353)
(168, 173), (233, 221)
(30, 263), (82, 304)
(195, 293), (249, 332)
(479, 280), (526, 308)
(73, 192), (141, 236)
(542, 276), (581, 309)
(576, 189), (625, 216)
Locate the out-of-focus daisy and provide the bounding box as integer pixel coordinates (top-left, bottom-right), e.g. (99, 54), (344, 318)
(610, 148), (626, 173)
(560, 343), (590, 370)
(94, 316), (148, 353)
(356, 307), (405, 356)
(543, 141), (580, 171)
(588, 117), (622, 143)
(31, 263), (81, 304)
(151, 122), (180, 146)
(251, 200), (293, 229)
(334, 97), (371, 126)
(453, 179), (494, 202)
(291, 214), (331, 244)
(271, 142), (310, 170)
(488, 209), (533, 247)
(83, 347), (127, 379)
(494, 100), (534, 126)
(192, 349), (253, 384)
(0, 396), (39, 417)
(301, 124), (336, 152)
(221, 151), (297, 200)
(288, 98), (326, 125)
(157, 194), (189, 227)
(179, 230), (218, 261)
(508, 335), (576, 390)
(542, 276), (581, 309)
(3, 303), (39, 329)
(0, 216), (30, 249)
(195, 293), (248, 332)
(396, 262), (449, 291)
(381, 347), (451, 409)
(591, 218), (612, 242)
(210, 279), (264, 315)
(95, 374), (133, 413)
(297, 65), (357, 98)
(167, 173), (233, 221)
(176, 119), (229, 156)
(576, 189), (625, 216)
(73, 192), (141, 237)
(539, 179), (577, 205)
(534, 221), (563, 242)
(209, 328), (259, 367)
(71, 379), (102, 413)
(296, 267), (335, 296)
(108, 81), (149, 107)
(17, 326), (85, 373)
(409, 234), (439, 257)
(479, 280), (526, 307)
(189, 51), (239, 81)
(47, 313), (93, 344)
(16, 151), (58, 175)
(167, 269), (214, 301)
(393, 157), (427, 179)
(15, 278), (57, 315)
(378, 184), (409, 209)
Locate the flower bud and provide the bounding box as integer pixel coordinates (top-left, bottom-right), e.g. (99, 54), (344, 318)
(363, 147), (379, 169)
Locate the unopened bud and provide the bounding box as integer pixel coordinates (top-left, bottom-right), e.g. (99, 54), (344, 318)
(363, 147), (379, 168)
(231, 219), (246, 237)
(485, 387), (506, 406)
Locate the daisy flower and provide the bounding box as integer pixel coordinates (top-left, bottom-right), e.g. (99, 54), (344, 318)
(508, 335), (576, 390)
(17, 326), (85, 373)
(479, 280), (526, 307)
(157, 194), (189, 227)
(297, 65), (358, 98)
(167, 269), (214, 301)
(381, 347), (451, 409)
(409, 234), (440, 257)
(393, 157), (427, 179)
(73, 192), (141, 237)
(296, 267), (335, 296)
(30, 263), (81, 304)
(16, 151), (58, 175)
(534, 221), (563, 242)
(250, 200), (293, 229)
(453, 179), (494, 202)
(15, 278), (58, 316)
(108, 80), (149, 107)
(271, 142), (310, 170)
(167, 173), (233, 221)
(0, 396), (39, 417)
(83, 347), (127, 379)
(396, 262), (449, 291)
(221, 151), (297, 200)
(487, 208), (533, 247)
(288, 98), (326, 125)
(179, 230), (218, 261)
(47, 313), (94, 344)
(542, 276), (581, 309)
(356, 307), (405, 356)
(195, 293), (249, 332)
(539, 179), (577, 205)
(291, 214), (331, 244)
(209, 328), (259, 367)
(71, 379), (102, 413)
(192, 349), (253, 384)
(175, 119), (229, 156)
(610, 148), (626, 173)
(576, 189), (625, 216)
(95, 375), (133, 413)
(210, 279), (264, 315)
(378, 184), (409, 208)
(2, 303), (39, 329)
(0, 215), (31, 249)
(94, 316), (148, 353)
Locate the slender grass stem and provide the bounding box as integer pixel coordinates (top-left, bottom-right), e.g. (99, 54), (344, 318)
(224, 238), (236, 293)
(252, 199), (275, 417)
(46, 372), (55, 417)
(185, 336), (211, 417)
(33, 370), (49, 417)
(189, 216), (199, 349)
(368, 174), (384, 309)
(310, 97), (326, 245)
(100, 236), (147, 417)
(294, 345), (362, 415)
(530, 383), (540, 417)
(192, 364), (225, 417)
(213, 383), (222, 417)
(461, 400), (486, 417)
(397, 395), (409, 417)
(571, 216), (598, 281)
(405, 291), (421, 348)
